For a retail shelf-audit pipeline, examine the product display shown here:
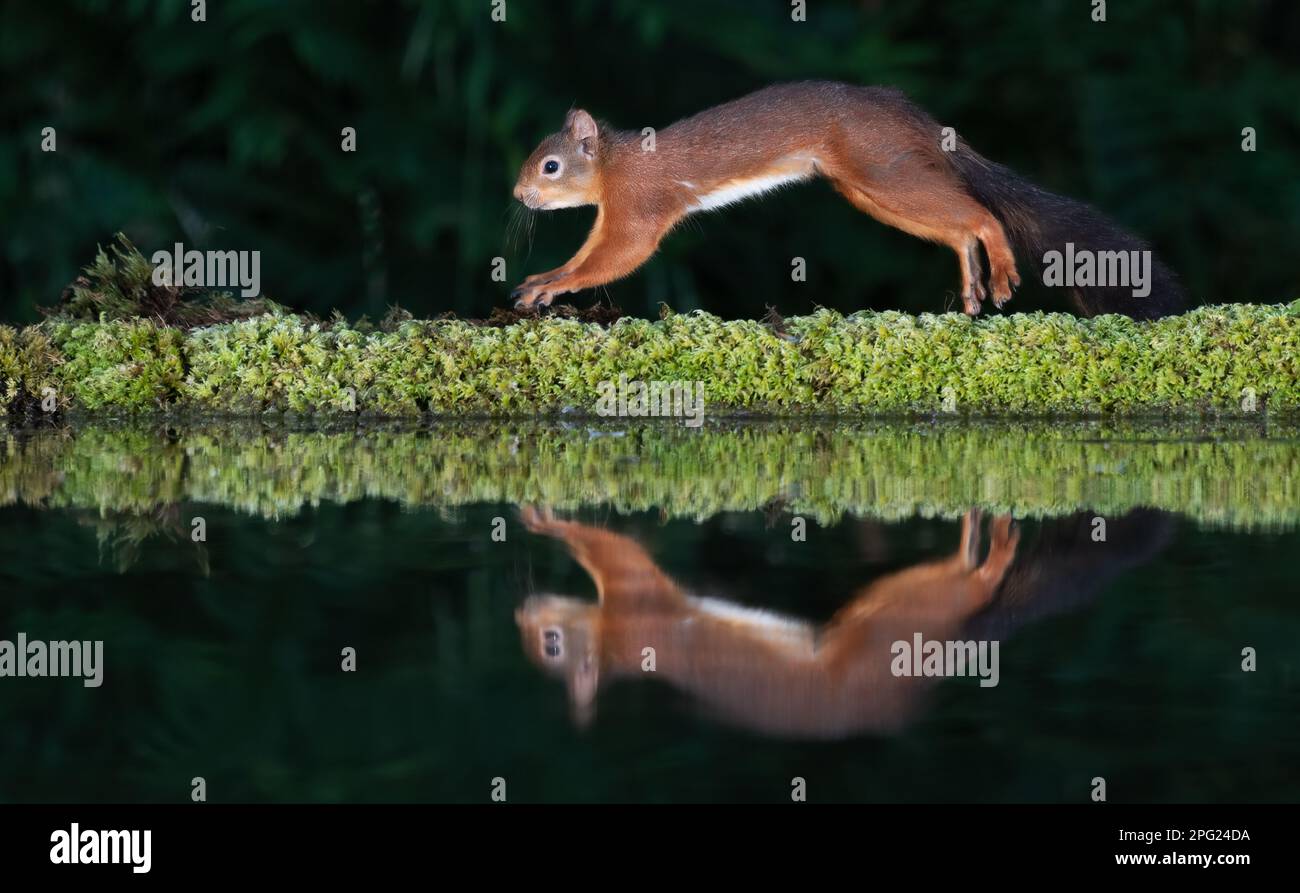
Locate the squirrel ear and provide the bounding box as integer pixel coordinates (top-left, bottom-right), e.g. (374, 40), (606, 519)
(565, 109), (598, 151)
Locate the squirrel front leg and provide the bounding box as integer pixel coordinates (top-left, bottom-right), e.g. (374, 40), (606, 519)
(509, 211), (604, 305)
(512, 209), (670, 310)
(519, 506), (684, 608)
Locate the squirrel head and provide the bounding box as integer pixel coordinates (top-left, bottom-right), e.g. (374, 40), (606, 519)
(513, 109), (601, 210)
(515, 594), (601, 728)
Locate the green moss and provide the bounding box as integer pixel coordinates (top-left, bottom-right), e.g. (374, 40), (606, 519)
(4, 302), (1300, 416)
(182, 315), (368, 413)
(166, 300), (1300, 415)
(48, 319), (187, 411)
(0, 325), (60, 414)
(44, 233), (282, 327)
(1, 420), (1298, 530)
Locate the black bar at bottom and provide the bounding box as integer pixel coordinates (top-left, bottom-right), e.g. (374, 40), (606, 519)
(1, 804), (1279, 879)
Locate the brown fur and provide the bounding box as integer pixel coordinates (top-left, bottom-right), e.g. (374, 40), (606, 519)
(516, 506), (1019, 737)
(511, 82), (1021, 315)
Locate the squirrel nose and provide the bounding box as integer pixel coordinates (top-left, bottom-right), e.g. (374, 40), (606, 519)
(513, 185), (526, 202)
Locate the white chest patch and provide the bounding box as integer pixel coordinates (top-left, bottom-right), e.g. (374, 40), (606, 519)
(683, 166), (815, 214)
(686, 596), (817, 654)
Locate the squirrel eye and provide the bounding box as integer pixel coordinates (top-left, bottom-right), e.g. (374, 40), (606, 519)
(542, 159), (560, 175)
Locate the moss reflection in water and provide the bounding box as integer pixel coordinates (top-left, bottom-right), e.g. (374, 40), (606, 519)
(0, 420), (1296, 534)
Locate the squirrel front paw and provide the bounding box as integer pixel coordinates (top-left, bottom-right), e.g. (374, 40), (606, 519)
(512, 273), (576, 310)
(511, 282), (557, 310)
(519, 505), (558, 532)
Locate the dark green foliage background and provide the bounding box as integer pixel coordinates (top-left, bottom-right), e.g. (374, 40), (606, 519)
(2, 0), (1298, 323)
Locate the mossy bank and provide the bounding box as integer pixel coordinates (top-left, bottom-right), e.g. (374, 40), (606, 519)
(3, 302), (1300, 417)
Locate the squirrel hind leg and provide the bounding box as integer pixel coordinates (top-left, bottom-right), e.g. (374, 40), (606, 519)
(825, 174), (1004, 316)
(977, 515), (1021, 586)
(977, 221), (1020, 309)
(958, 239), (987, 315)
(958, 508), (983, 569)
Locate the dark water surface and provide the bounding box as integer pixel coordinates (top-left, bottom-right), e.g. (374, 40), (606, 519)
(1, 420), (1296, 803)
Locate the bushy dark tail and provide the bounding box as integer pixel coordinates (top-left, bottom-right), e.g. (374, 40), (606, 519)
(948, 146), (1185, 320)
(962, 509), (1175, 643)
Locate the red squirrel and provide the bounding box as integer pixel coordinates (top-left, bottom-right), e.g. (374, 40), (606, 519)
(511, 81), (1184, 319)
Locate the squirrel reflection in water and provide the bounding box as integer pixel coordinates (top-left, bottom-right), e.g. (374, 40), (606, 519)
(516, 506), (1172, 737)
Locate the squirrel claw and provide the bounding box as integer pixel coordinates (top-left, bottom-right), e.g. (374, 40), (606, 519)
(512, 282), (557, 311)
(989, 269), (1020, 310)
(519, 505), (557, 531)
